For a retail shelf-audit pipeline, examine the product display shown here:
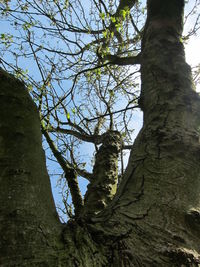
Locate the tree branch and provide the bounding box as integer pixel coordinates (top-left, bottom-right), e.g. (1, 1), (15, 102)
(84, 105), (139, 122)
(105, 53), (141, 65)
(122, 145), (132, 150)
(76, 168), (93, 181)
(115, 0), (138, 15)
(49, 126), (103, 145)
(41, 127), (84, 217)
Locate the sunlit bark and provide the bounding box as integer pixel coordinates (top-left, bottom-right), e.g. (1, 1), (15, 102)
(103, 0), (200, 265)
(1, 0), (200, 266)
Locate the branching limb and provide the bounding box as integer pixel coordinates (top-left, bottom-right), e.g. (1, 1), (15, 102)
(122, 145), (132, 150)
(84, 105), (139, 122)
(41, 126), (84, 217)
(48, 126), (103, 145)
(115, 0), (138, 15)
(104, 53), (141, 65)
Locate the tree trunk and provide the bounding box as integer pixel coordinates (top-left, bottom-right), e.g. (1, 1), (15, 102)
(0, 69), (63, 266)
(83, 130), (121, 218)
(1, 0), (200, 266)
(99, 0), (200, 265)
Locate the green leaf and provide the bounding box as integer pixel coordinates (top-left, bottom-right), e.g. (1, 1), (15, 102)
(100, 12), (105, 20)
(115, 23), (121, 32)
(103, 30), (108, 38)
(121, 132), (126, 138)
(120, 9), (126, 20)
(0, 33), (13, 47)
(64, 0), (69, 9)
(179, 37), (183, 43)
(1, 33), (5, 39)
(22, 22), (33, 30)
(67, 112), (70, 120)
(27, 84), (33, 92)
(111, 16), (116, 23)
(41, 120), (46, 129)
(141, 7), (146, 14)
(21, 3), (29, 11)
(95, 68), (101, 76)
(119, 6), (130, 20)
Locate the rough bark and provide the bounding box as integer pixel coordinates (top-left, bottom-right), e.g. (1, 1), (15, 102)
(97, 0), (200, 265)
(0, 69), (109, 267)
(1, 0), (200, 266)
(83, 130), (122, 218)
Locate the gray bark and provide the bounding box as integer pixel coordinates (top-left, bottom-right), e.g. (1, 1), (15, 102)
(0, 69), (62, 266)
(99, 0), (200, 265)
(1, 0), (200, 266)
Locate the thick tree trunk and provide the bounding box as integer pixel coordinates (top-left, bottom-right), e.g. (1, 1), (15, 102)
(98, 0), (200, 265)
(1, 0), (200, 266)
(0, 69), (63, 266)
(0, 69), (109, 267)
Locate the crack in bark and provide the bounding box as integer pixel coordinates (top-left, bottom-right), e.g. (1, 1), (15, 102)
(119, 205), (152, 222)
(114, 175), (145, 210)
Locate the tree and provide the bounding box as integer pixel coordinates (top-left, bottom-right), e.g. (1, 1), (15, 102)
(0, 0), (200, 266)
(0, 0), (144, 219)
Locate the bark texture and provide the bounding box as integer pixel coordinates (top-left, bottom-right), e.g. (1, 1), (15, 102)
(97, 0), (200, 265)
(0, 69), (109, 267)
(83, 130), (121, 218)
(1, 0), (200, 266)
(0, 69), (63, 266)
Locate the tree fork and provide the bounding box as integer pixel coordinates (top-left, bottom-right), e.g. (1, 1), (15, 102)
(1, 0), (200, 266)
(0, 69), (111, 267)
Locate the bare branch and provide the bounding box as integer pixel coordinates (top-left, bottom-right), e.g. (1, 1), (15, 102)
(41, 126), (84, 217)
(84, 105), (139, 122)
(49, 126), (103, 144)
(104, 53), (141, 65)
